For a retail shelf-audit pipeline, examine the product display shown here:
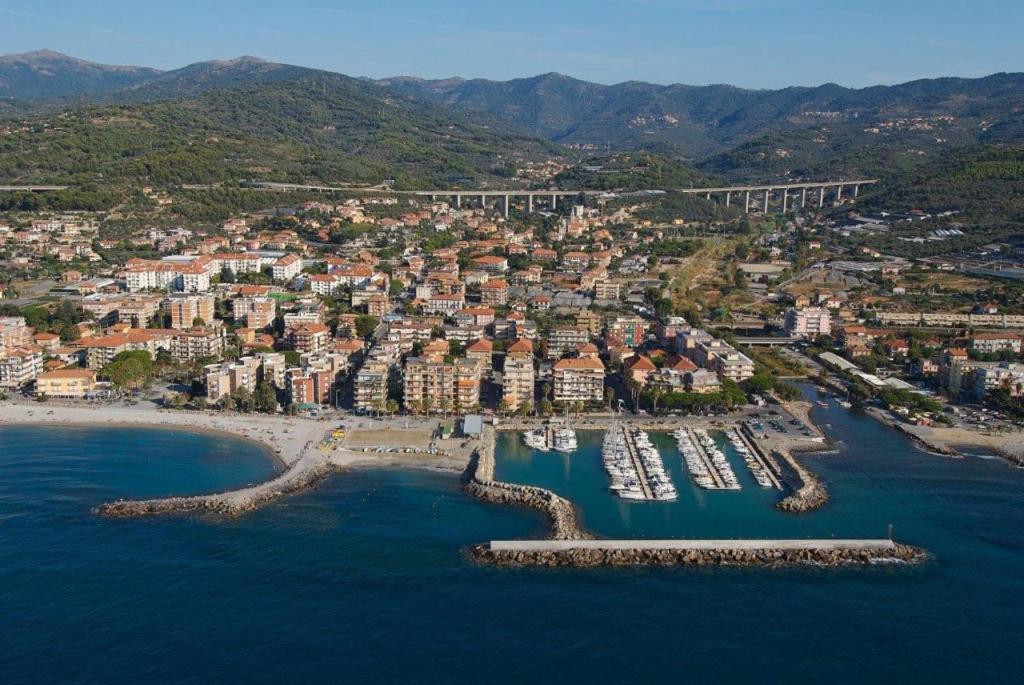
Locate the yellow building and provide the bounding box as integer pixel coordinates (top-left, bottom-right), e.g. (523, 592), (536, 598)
(36, 369), (97, 399)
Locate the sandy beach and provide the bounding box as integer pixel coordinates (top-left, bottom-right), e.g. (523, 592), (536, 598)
(0, 400), (326, 467)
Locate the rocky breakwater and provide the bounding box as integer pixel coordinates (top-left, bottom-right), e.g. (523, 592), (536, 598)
(470, 542), (928, 568)
(97, 450), (333, 518)
(464, 429), (589, 540)
(775, 448), (829, 513)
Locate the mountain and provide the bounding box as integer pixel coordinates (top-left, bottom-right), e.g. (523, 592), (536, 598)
(380, 71), (1024, 161)
(0, 56), (559, 193)
(859, 142), (1024, 223)
(0, 50), (161, 100)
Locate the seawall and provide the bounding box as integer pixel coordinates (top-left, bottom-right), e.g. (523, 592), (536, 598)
(470, 539), (927, 568)
(463, 427), (589, 540)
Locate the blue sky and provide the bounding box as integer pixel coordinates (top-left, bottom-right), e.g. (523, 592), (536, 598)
(2, 0), (1021, 88)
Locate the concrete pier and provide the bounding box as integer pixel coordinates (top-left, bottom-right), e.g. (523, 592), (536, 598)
(736, 427), (783, 489)
(687, 428), (726, 489)
(620, 425), (654, 499)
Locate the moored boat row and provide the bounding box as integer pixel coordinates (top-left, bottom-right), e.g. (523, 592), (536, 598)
(725, 429), (774, 488)
(602, 424), (677, 501)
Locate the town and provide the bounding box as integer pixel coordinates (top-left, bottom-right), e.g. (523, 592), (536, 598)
(1, 181), (1022, 461)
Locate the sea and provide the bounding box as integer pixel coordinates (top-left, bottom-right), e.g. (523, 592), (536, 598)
(2, 397), (1024, 683)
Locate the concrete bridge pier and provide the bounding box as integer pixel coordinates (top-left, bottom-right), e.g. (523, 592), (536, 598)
(725, 191), (731, 207)
(781, 189), (788, 213)
(836, 185), (843, 203)
(744, 190), (751, 213)
(801, 187), (807, 208)
(819, 187), (826, 208)
(551, 194), (557, 209)
(763, 190), (770, 213)
(456, 194), (462, 209)
(528, 195), (533, 213)
(503, 194), (510, 219)
(854, 184), (860, 198)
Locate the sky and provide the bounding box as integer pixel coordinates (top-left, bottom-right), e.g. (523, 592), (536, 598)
(2, 0), (1022, 88)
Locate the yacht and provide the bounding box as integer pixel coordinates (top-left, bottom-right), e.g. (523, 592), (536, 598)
(522, 428), (549, 451)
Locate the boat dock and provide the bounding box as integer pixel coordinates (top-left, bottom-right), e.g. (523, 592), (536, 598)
(735, 428), (783, 489)
(620, 425), (654, 499)
(687, 428), (726, 489)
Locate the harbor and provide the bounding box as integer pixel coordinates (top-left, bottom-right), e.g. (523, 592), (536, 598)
(600, 423), (678, 501)
(675, 427), (741, 490)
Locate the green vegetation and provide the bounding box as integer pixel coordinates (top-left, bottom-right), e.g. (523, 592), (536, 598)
(878, 387), (943, 415)
(552, 153), (710, 191)
(101, 350), (155, 391)
(639, 378), (747, 414)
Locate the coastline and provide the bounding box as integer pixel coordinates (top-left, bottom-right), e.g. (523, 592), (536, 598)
(863, 405), (1024, 466)
(0, 401), (324, 468)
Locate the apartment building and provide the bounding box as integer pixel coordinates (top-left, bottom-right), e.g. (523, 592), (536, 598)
(785, 307), (832, 338)
(204, 356), (263, 402)
(552, 356), (605, 404)
(501, 338), (535, 411)
(125, 257), (214, 292)
(354, 360), (391, 414)
(166, 294), (216, 329)
(402, 356), (480, 414)
(272, 253), (302, 282)
(233, 296), (277, 329)
(480, 279), (509, 306)
(0, 316), (33, 357)
(605, 316), (647, 348)
(0, 347), (44, 389)
(35, 369), (97, 398)
(593, 279), (623, 301)
(968, 333), (1022, 354)
(168, 327), (225, 362)
(547, 326), (590, 359)
(424, 294), (465, 316)
(289, 323), (331, 354)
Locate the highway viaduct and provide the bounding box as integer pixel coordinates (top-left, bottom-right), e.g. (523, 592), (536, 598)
(246, 179), (877, 217)
(0, 180), (878, 218)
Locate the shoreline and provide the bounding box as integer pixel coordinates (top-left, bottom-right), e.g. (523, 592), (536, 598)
(0, 416), (291, 470)
(863, 405), (1024, 467)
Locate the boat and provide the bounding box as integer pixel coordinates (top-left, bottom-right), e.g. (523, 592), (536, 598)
(522, 428), (549, 451)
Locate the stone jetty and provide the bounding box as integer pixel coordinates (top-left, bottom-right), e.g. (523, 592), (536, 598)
(97, 449), (333, 518)
(470, 539), (927, 568)
(774, 448), (829, 513)
(464, 428), (589, 540)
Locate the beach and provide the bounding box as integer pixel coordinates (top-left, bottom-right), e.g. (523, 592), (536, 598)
(0, 400), (324, 467)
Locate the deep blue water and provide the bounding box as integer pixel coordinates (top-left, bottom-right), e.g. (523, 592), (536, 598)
(2, 403), (1024, 683)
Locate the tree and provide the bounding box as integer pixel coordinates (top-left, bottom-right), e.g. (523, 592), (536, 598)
(102, 350), (154, 391)
(385, 399), (399, 416)
(355, 315), (379, 340)
(254, 381), (277, 413)
(539, 399), (554, 417)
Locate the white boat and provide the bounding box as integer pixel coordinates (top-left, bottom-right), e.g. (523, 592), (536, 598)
(522, 428), (549, 451)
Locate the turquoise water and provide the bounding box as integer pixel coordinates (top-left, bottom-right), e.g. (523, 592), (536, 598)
(2, 403), (1024, 683)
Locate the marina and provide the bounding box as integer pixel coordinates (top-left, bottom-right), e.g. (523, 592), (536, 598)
(727, 428), (782, 489)
(602, 423), (678, 501)
(674, 427), (741, 490)
(521, 416), (578, 453)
